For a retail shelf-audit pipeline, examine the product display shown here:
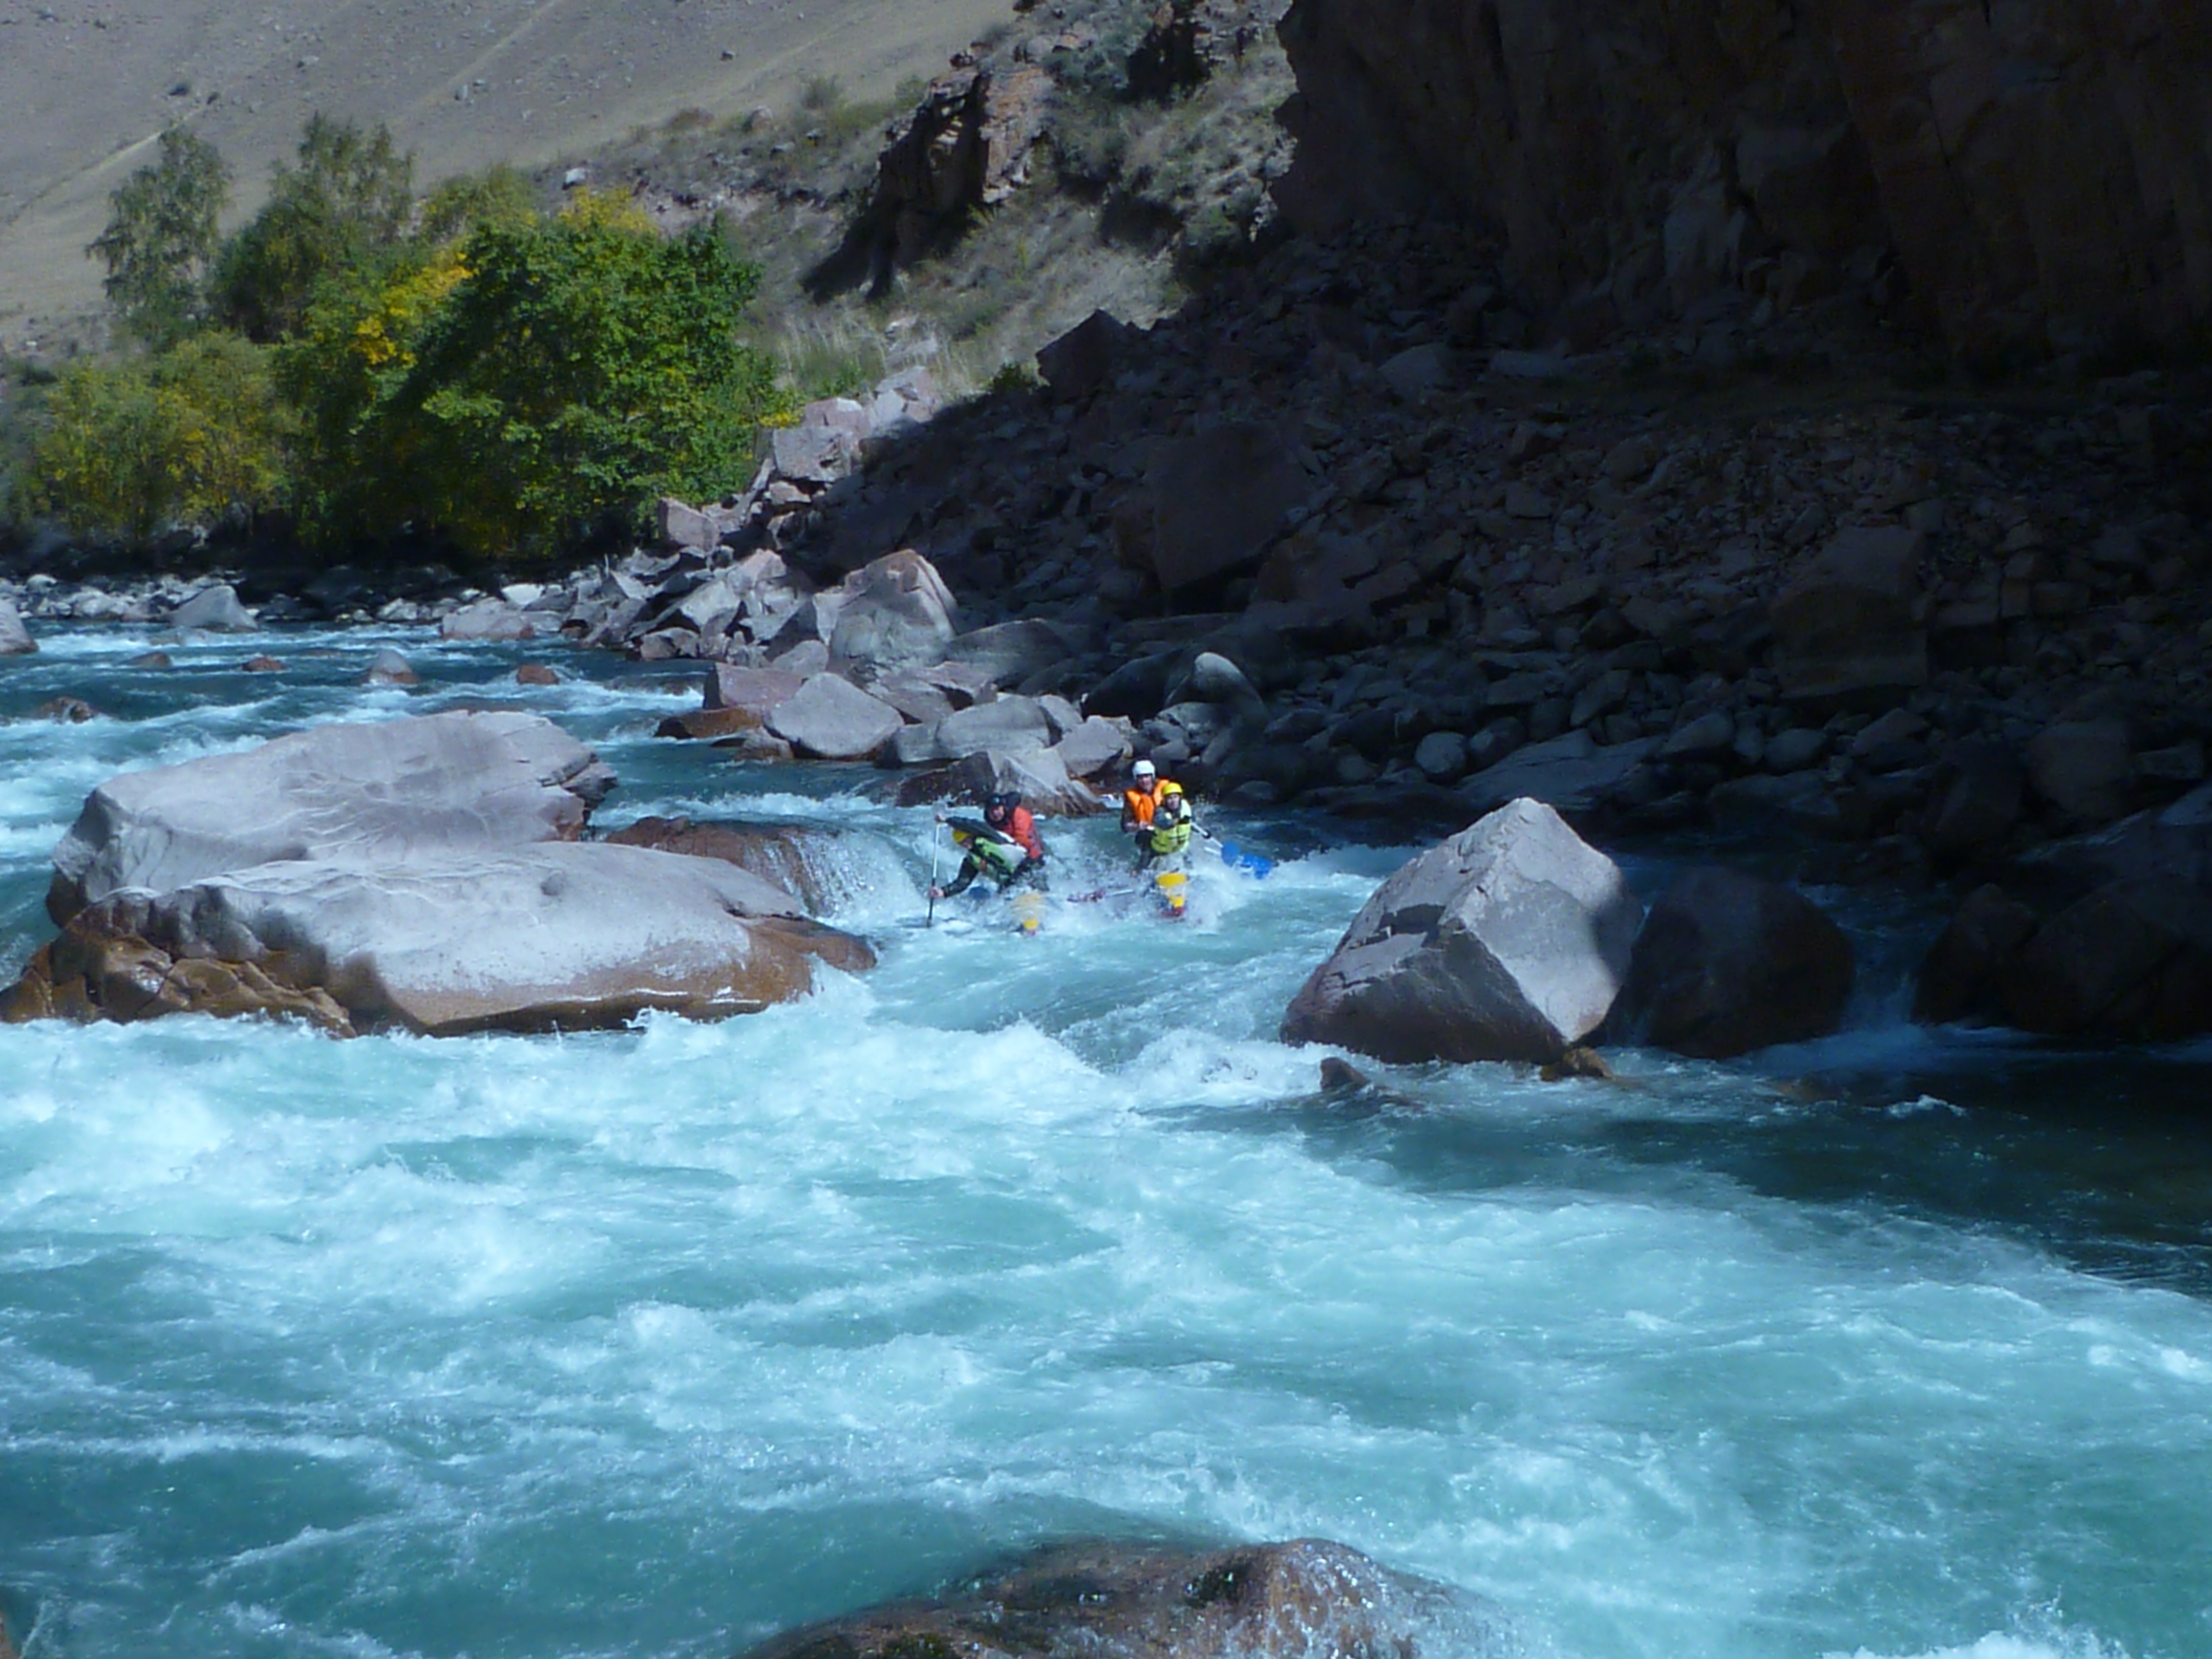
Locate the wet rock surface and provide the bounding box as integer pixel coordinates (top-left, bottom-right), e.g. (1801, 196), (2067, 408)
(1281, 797), (1641, 1063)
(739, 1537), (1514, 1659)
(46, 711), (614, 924)
(3, 843), (874, 1037)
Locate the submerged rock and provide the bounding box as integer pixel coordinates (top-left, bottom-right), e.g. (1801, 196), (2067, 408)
(361, 647), (420, 687)
(738, 1537), (1513, 1659)
(1281, 797), (1641, 1063)
(3, 843), (873, 1036)
(47, 711), (614, 924)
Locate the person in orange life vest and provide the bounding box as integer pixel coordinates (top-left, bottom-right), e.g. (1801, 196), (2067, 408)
(930, 792), (1047, 899)
(1121, 758), (1162, 854)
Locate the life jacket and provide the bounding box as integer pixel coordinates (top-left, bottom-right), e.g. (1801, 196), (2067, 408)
(1146, 783), (1194, 856)
(951, 821), (1028, 881)
(996, 804), (1044, 863)
(1122, 784), (1158, 830)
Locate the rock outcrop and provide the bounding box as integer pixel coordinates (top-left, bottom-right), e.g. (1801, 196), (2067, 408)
(1281, 797), (1641, 1061)
(3, 843), (874, 1036)
(1277, 0), (2212, 355)
(739, 1538), (1513, 1659)
(1615, 866), (1856, 1056)
(1914, 784), (2212, 1038)
(47, 711), (613, 924)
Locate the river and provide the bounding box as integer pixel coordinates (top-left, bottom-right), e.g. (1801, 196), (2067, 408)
(3, 625), (2209, 1659)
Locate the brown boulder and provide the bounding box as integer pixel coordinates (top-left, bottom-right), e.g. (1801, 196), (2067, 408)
(1912, 883), (2041, 1026)
(655, 708), (765, 742)
(4, 844), (874, 1037)
(605, 816), (851, 914)
(739, 1538), (1509, 1659)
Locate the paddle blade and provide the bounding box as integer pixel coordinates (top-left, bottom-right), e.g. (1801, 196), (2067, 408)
(1216, 840), (1273, 878)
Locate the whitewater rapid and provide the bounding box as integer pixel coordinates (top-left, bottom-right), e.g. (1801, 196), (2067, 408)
(3, 626), (2209, 1659)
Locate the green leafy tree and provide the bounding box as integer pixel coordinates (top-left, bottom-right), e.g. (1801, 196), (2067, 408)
(285, 192), (788, 560)
(29, 336), (288, 542)
(215, 115), (414, 341)
(416, 164), (538, 244)
(89, 127), (231, 348)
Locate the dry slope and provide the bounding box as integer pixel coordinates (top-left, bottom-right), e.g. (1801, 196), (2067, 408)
(0, 0), (1012, 337)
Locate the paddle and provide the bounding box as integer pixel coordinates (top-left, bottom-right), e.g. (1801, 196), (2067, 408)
(1199, 826), (1272, 878)
(926, 819), (941, 928)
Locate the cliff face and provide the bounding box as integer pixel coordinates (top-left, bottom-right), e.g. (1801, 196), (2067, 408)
(1275, 0), (2212, 355)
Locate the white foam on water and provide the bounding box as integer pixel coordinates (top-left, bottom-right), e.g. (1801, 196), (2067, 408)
(5, 629), (2212, 1659)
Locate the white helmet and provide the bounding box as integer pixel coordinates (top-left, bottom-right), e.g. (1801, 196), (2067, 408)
(1132, 759), (1157, 780)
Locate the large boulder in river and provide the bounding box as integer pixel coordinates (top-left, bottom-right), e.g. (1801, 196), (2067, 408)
(1281, 798), (1641, 1063)
(47, 711), (613, 923)
(168, 582), (256, 633)
(896, 746), (1107, 816)
(935, 694), (1053, 757)
(3, 843), (873, 1035)
(1614, 867), (1855, 1057)
(765, 673), (905, 760)
(0, 595), (35, 654)
(739, 1537), (1511, 1659)
(2001, 880), (2212, 1039)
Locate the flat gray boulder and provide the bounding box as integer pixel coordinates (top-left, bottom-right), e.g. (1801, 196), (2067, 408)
(4, 843), (874, 1035)
(1281, 798), (1641, 1062)
(49, 711), (613, 923)
(169, 583), (256, 633)
(0, 595), (35, 655)
(765, 673), (904, 760)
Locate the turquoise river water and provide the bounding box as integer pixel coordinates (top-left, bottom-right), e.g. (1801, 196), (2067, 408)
(2, 624), (2209, 1659)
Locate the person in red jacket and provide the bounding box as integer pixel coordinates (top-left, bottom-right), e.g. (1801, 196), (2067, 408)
(930, 792), (1047, 899)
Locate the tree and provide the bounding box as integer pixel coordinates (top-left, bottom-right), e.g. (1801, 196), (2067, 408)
(89, 127), (231, 348)
(30, 336), (288, 543)
(214, 115), (414, 341)
(284, 192), (788, 559)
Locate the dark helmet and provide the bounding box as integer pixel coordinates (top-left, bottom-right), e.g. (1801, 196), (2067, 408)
(985, 791), (1020, 822)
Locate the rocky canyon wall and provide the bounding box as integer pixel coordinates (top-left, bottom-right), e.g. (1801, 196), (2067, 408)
(1274, 0), (2212, 355)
